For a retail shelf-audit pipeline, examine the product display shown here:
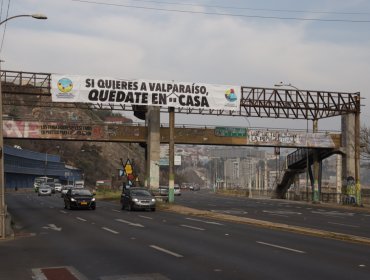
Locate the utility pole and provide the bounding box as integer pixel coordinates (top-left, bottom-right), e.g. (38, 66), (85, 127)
(168, 107), (175, 203)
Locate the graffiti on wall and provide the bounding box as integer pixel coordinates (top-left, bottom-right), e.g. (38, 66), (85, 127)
(248, 129), (303, 145)
(247, 129), (335, 147)
(3, 120), (106, 140)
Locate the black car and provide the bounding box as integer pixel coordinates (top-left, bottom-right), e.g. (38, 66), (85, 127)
(64, 188), (96, 210)
(121, 187), (156, 211)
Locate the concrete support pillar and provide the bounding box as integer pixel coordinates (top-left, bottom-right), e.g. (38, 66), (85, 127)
(341, 114), (356, 180)
(342, 112), (362, 206)
(336, 154), (342, 204)
(146, 106), (160, 191)
(312, 119), (320, 203)
(355, 108), (361, 206)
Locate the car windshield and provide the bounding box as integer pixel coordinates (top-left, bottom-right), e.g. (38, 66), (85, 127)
(71, 189), (92, 196)
(131, 189), (151, 196)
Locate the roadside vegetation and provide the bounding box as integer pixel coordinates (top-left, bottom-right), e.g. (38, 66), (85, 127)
(94, 189), (121, 201)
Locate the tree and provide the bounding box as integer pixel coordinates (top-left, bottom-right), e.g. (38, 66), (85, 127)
(360, 126), (370, 162)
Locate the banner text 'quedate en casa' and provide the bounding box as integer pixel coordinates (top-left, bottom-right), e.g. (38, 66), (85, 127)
(51, 75), (241, 111)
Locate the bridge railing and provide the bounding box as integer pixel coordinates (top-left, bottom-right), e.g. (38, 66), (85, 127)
(1, 70), (51, 94)
(287, 148), (313, 167)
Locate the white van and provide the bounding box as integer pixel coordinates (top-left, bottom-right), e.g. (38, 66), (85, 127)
(74, 180), (85, 188)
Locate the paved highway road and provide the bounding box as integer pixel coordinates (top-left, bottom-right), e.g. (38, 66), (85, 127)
(1, 191), (370, 280)
(175, 189), (370, 238)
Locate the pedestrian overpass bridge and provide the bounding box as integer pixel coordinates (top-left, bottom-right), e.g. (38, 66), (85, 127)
(0, 69), (361, 203)
(3, 119), (341, 148)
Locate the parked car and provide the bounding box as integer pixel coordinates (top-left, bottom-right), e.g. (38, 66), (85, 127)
(189, 185), (200, 191)
(121, 187), (156, 211)
(64, 188), (96, 210)
(38, 184), (52, 196)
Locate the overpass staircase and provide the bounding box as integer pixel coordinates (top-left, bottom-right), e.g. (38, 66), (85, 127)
(274, 147), (341, 198)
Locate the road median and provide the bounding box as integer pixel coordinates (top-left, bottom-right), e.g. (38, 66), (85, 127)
(163, 204), (370, 246)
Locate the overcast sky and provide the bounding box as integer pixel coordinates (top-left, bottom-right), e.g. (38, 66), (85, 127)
(1, 0), (370, 131)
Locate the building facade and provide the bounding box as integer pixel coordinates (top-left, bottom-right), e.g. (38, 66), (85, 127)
(4, 145), (82, 189)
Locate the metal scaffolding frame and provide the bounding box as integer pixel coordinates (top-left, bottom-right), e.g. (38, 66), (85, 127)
(0, 70), (361, 119)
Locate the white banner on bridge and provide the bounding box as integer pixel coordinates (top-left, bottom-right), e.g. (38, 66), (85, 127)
(247, 129), (335, 148)
(51, 75), (240, 111)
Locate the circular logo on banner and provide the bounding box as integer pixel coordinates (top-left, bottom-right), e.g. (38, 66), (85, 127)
(57, 78), (73, 93)
(225, 88), (237, 102)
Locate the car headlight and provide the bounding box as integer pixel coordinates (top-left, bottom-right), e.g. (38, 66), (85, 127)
(151, 198), (156, 202)
(71, 198), (76, 202)
(132, 198), (139, 202)
(91, 198), (95, 201)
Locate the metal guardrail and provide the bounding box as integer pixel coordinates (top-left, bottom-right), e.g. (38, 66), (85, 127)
(287, 148), (312, 167)
(1, 70), (51, 95)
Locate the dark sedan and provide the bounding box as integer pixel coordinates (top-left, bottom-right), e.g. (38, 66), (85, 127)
(121, 187), (156, 211)
(64, 188), (96, 210)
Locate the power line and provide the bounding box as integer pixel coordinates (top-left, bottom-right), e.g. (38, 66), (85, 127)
(71, 0), (370, 23)
(129, 0), (370, 16)
(0, 0), (10, 54)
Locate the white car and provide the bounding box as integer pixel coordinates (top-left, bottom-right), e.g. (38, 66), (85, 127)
(54, 183), (62, 192)
(174, 184), (181, 196)
(38, 184), (52, 196)
(61, 185), (74, 197)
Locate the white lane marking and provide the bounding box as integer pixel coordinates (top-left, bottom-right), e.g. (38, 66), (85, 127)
(186, 217), (223, 225)
(76, 217), (87, 222)
(150, 245), (183, 258)
(268, 214), (289, 218)
(60, 210), (68, 214)
(111, 209), (121, 213)
(42, 224), (62, 231)
(115, 218), (144, 228)
(263, 210), (301, 215)
(180, 224), (205, 231)
(102, 227), (119, 234)
(256, 241), (305, 254)
(139, 215), (153, 220)
(328, 222), (360, 228)
(312, 211), (354, 217)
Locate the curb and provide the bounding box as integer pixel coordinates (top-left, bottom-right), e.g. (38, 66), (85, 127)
(163, 204), (370, 246)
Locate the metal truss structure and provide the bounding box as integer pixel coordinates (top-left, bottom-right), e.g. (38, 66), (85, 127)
(1, 70), (361, 120)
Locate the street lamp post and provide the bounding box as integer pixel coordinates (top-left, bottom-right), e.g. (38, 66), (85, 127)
(0, 13), (47, 239)
(274, 83), (311, 202)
